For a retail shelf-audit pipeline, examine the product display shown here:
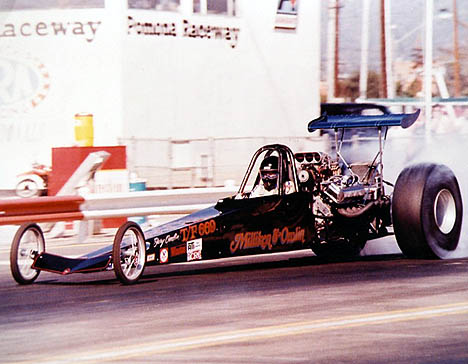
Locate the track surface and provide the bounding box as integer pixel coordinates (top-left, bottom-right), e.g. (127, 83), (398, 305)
(1, 232), (468, 363)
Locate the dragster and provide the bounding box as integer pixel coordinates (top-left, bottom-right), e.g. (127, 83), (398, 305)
(10, 109), (463, 285)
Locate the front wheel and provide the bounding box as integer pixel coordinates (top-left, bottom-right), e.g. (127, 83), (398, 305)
(10, 223), (45, 284)
(113, 222), (146, 285)
(15, 178), (41, 198)
(392, 163), (463, 259)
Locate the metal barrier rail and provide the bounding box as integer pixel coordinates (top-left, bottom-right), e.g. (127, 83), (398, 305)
(0, 187), (239, 226)
(0, 196), (85, 225)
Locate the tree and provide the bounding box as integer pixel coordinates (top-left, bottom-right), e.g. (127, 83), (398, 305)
(339, 71), (381, 101)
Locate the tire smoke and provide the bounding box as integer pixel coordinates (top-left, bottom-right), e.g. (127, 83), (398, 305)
(384, 131), (468, 258)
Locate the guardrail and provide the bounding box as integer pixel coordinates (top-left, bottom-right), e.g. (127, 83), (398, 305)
(0, 186), (239, 226)
(0, 196), (85, 225)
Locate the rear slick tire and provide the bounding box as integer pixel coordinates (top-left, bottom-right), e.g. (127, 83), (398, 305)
(392, 163), (463, 259)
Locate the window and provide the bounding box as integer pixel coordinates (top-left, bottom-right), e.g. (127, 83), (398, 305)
(128, 0), (180, 11)
(277, 0), (298, 15)
(0, 0), (105, 9)
(275, 0), (298, 31)
(193, 0), (236, 16)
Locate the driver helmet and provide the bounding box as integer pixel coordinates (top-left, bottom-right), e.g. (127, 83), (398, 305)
(260, 156), (279, 191)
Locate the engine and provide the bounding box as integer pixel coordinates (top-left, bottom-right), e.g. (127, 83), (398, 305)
(295, 151), (381, 218)
(295, 151), (387, 246)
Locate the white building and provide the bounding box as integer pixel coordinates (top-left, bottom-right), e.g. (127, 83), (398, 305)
(0, 0), (321, 189)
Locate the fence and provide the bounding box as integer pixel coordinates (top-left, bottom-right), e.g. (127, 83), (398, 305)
(119, 136), (328, 189)
(119, 117), (468, 191)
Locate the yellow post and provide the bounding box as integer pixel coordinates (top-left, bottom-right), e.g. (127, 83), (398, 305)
(74, 113), (94, 147)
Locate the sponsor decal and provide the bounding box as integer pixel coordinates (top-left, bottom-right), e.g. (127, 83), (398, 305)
(154, 232), (180, 248)
(230, 226), (305, 254)
(147, 253), (156, 262)
(170, 244), (186, 257)
(127, 16), (240, 48)
(180, 219), (216, 243)
(159, 247), (169, 264)
(0, 20), (102, 43)
(187, 238), (202, 262)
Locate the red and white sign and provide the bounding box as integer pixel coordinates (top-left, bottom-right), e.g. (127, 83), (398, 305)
(187, 238), (202, 261)
(159, 248), (169, 264)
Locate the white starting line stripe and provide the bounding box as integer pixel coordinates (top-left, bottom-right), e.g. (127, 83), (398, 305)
(24, 301), (468, 364)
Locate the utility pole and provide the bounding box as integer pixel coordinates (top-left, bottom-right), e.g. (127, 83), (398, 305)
(334, 0), (341, 97)
(359, 0), (371, 99)
(424, 0), (433, 140)
(380, 0), (388, 98)
(453, 0), (461, 97)
(384, 0), (394, 98)
(326, 0), (336, 101)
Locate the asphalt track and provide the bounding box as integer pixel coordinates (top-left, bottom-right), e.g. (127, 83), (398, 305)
(1, 229), (468, 363)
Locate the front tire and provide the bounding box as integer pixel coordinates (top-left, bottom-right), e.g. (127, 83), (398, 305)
(392, 163), (463, 259)
(10, 223), (45, 284)
(113, 222), (146, 285)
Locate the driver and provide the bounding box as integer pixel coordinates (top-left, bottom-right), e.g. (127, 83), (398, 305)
(250, 156), (280, 197)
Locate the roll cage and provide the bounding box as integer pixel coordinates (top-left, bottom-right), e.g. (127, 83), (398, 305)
(238, 144), (299, 196)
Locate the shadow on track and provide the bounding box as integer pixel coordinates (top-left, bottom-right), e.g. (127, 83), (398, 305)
(31, 252), (404, 286)
(140, 253), (405, 281)
(32, 252), (468, 289)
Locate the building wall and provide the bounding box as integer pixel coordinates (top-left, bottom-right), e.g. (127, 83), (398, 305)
(122, 0), (321, 140)
(0, 1), (122, 188)
(0, 0), (320, 189)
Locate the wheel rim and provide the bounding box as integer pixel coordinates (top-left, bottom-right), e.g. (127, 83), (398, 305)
(17, 228), (44, 280)
(16, 180), (39, 198)
(434, 189), (457, 234)
(119, 227), (145, 280)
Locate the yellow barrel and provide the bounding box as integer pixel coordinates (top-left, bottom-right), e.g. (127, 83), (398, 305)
(74, 113), (94, 147)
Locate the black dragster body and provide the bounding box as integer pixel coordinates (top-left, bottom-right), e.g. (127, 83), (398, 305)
(32, 144), (315, 275)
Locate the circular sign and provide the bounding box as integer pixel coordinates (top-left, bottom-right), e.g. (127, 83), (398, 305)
(0, 47), (50, 116)
(159, 248), (169, 264)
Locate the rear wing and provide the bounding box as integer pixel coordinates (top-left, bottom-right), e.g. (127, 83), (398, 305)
(308, 109), (420, 132)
